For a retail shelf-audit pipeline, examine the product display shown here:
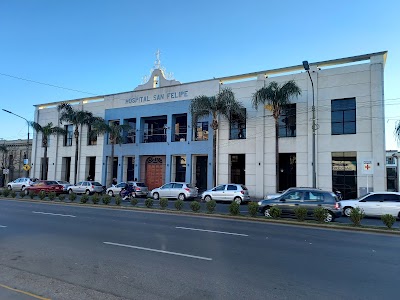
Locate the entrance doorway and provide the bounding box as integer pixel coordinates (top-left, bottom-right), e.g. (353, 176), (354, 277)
(87, 157), (96, 180)
(126, 157), (135, 181)
(145, 156), (164, 190)
(62, 157), (71, 182)
(230, 154), (245, 184)
(279, 153), (296, 191)
(195, 156), (208, 192)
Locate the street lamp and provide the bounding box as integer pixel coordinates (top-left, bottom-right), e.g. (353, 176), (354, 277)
(302, 61), (317, 188)
(2, 109), (30, 177)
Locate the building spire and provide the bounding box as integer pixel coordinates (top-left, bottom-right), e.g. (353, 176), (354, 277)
(154, 49), (161, 69)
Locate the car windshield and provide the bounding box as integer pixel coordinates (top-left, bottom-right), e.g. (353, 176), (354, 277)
(57, 181), (69, 184)
(186, 183), (195, 188)
(92, 182), (102, 186)
(136, 182), (146, 187)
(46, 181), (58, 185)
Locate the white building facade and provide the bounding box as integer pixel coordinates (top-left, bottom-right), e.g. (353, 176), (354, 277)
(31, 51), (387, 199)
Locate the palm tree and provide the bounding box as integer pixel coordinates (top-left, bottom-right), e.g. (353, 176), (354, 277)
(91, 119), (131, 186)
(190, 87), (246, 187)
(30, 122), (66, 180)
(57, 103), (100, 184)
(252, 80), (301, 192)
(395, 121), (400, 141)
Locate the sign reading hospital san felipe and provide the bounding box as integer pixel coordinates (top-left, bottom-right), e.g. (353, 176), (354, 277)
(124, 90), (189, 104)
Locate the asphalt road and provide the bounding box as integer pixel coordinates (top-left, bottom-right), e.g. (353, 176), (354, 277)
(1, 198), (400, 300)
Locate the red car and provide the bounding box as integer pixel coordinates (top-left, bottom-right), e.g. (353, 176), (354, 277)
(24, 180), (64, 195)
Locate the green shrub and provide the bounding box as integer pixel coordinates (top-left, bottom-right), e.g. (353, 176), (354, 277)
(102, 194), (111, 205)
(130, 198), (138, 206)
(190, 201), (201, 212)
(206, 200), (217, 214)
(115, 195), (122, 206)
(269, 206), (282, 219)
(68, 192), (77, 202)
(38, 191), (46, 200)
(349, 207), (364, 226)
(159, 198), (168, 209)
(145, 198), (154, 208)
(313, 207), (328, 223)
(175, 199), (184, 211)
(294, 206), (308, 221)
(229, 201), (240, 215)
(3, 189), (10, 197)
(80, 194), (89, 203)
(91, 193), (100, 204)
(58, 194), (65, 201)
(19, 191), (26, 198)
(48, 192), (56, 201)
(29, 192), (35, 199)
(10, 190), (17, 198)
(247, 202), (259, 217)
(381, 214), (396, 229)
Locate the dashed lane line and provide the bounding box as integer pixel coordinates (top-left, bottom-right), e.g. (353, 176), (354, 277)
(32, 211), (76, 218)
(175, 226), (249, 236)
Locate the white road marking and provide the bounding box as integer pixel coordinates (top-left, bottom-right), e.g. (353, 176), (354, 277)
(0, 225), (7, 228)
(32, 211), (76, 218)
(175, 226), (248, 237)
(103, 241), (212, 261)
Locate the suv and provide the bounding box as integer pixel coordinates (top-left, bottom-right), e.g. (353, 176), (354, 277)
(201, 184), (250, 204)
(106, 181), (149, 197)
(258, 188), (341, 222)
(151, 182), (198, 201)
(68, 181), (104, 195)
(340, 192), (400, 218)
(7, 178), (34, 191)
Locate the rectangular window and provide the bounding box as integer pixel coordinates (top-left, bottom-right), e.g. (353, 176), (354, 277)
(123, 118), (136, 144)
(87, 125), (97, 145)
(64, 125), (73, 146)
(331, 98), (356, 135)
(278, 104), (296, 137)
(230, 109), (246, 140)
(195, 122), (208, 141)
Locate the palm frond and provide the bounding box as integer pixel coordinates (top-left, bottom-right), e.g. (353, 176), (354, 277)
(0, 144), (7, 153)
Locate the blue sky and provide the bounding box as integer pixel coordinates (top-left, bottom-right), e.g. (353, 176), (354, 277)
(1, 0), (399, 149)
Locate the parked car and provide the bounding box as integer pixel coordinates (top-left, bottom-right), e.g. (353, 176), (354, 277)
(151, 182), (198, 200)
(54, 180), (73, 193)
(201, 184), (250, 204)
(7, 177), (34, 191)
(106, 181), (149, 197)
(24, 180), (64, 195)
(257, 187), (341, 222)
(67, 181), (104, 195)
(340, 192), (400, 218)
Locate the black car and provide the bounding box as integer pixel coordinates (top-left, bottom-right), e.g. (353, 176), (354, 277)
(258, 188), (341, 222)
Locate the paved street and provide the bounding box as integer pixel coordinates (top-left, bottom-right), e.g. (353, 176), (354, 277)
(1, 198), (400, 299)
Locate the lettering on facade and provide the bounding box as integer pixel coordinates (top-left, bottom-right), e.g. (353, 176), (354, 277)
(124, 91), (188, 105)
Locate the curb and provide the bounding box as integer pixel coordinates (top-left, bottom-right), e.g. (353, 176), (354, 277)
(1, 197), (400, 235)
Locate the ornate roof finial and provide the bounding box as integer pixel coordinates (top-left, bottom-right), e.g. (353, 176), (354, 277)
(154, 49), (161, 69)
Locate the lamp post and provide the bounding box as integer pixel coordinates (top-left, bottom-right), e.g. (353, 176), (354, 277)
(2, 109), (30, 177)
(302, 61), (317, 188)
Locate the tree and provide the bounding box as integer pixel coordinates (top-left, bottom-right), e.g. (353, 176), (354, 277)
(252, 80), (301, 192)
(30, 122), (66, 180)
(395, 121), (400, 142)
(0, 144), (7, 167)
(57, 103), (100, 184)
(190, 87), (246, 187)
(91, 119), (131, 186)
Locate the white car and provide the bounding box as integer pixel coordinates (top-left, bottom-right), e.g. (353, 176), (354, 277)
(106, 181), (149, 197)
(7, 177), (34, 191)
(201, 184), (250, 204)
(151, 182), (198, 201)
(340, 192), (400, 218)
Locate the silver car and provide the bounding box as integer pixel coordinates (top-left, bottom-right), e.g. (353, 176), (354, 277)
(7, 177), (34, 191)
(201, 184), (250, 204)
(106, 181), (149, 197)
(68, 181), (104, 195)
(151, 182), (198, 201)
(54, 180), (73, 193)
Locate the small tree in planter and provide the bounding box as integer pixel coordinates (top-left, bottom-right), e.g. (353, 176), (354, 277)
(10, 190), (17, 198)
(381, 214), (396, 229)
(313, 207), (328, 223)
(130, 198), (138, 206)
(190, 201), (201, 212)
(229, 201), (240, 215)
(80, 194), (89, 203)
(29, 192), (35, 199)
(68, 192), (77, 202)
(159, 198), (168, 210)
(38, 191), (46, 200)
(175, 199), (184, 211)
(247, 202), (259, 217)
(206, 200), (217, 214)
(48, 192), (56, 201)
(145, 198), (154, 208)
(102, 194), (111, 205)
(115, 195), (122, 206)
(269, 206), (281, 219)
(349, 207), (364, 226)
(91, 194), (100, 204)
(294, 206), (308, 221)
(58, 194), (66, 201)
(19, 191), (26, 199)
(2, 189), (10, 197)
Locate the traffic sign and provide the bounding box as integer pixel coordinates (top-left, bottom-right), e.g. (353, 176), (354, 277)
(2, 168), (9, 175)
(23, 164), (31, 171)
(362, 159), (373, 174)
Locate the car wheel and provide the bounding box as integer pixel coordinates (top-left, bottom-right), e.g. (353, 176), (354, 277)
(7, 185), (12, 190)
(234, 197), (242, 205)
(153, 192), (159, 200)
(24, 189), (29, 195)
(21, 185), (26, 191)
(85, 190), (91, 195)
(178, 193), (186, 201)
(344, 207), (353, 217)
(68, 189), (73, 194)
(264, 207), (271, 218)
(325, 211), (334, 223)
(204, 195), (212, 202)
(108, 190), (114, 196)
